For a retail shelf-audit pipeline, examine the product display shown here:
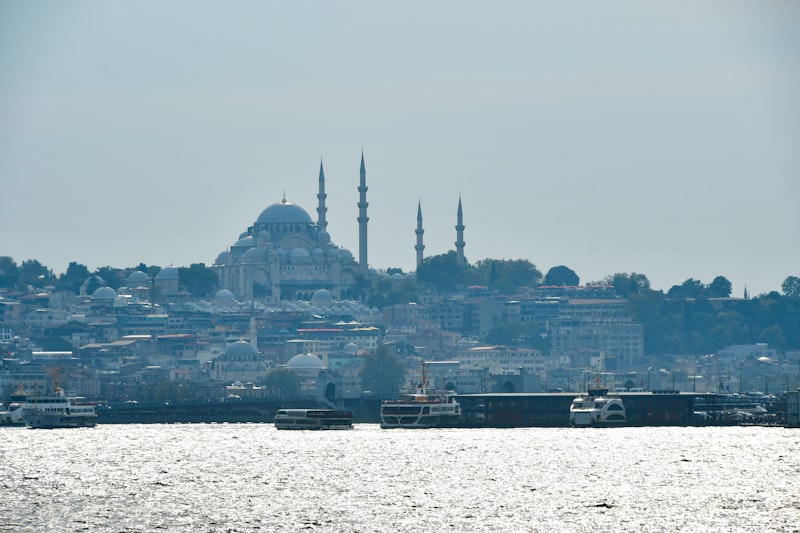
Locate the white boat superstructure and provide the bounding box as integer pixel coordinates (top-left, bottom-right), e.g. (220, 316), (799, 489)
(380, 363), (461, 429)
(570, 388), (626, 428)
(21, 388), (97, 429)
(0, 400), (25, 426)
(274, 409), (353, 430)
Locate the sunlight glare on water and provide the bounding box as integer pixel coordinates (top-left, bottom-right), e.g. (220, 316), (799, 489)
(1, 424), (799, 532)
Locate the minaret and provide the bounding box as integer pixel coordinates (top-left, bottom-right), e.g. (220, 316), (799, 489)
(357, 152), (369, 269)
(316, 159), (328, 233)
(415, 200), (425, 268)
(455, 195), (466, 266)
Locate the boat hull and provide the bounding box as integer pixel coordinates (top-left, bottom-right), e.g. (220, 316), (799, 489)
(24, 414), (97, 429)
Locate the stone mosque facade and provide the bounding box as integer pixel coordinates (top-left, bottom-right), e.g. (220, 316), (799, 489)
(212, 156), (371, 301)
(212, 154), (464, 301)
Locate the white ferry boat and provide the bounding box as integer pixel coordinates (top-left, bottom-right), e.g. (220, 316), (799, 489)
(274, 409), (354, 430)
(569, 388), (626, 428)
(380, 364), (461, 429)
(21, 388), (97, 429)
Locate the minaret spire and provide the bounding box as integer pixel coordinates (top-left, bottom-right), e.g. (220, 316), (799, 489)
(455, 195), (465, 266)
(357, 152), (369, 269)
(317, 158), (328, 233)
(415, 199), (425, 268)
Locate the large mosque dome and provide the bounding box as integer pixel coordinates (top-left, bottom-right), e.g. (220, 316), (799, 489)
(211, 159), (370, 302)
(257, 201), (313, 225)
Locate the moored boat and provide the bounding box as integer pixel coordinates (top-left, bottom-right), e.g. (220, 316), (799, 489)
(380, 363), (461, 429)
(569, 388), (626, 428)
(21, 387), (97, 429)
(274, 408), (354, 430)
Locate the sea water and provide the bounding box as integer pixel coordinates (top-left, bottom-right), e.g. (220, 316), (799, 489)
(1, 424), (798, 532)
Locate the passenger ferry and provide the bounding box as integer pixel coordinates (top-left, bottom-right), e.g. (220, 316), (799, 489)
(380, 364), (461, 429)
(21, 387), (97, 429)
(273, 409), (354, 430)
(569, 388), (626, 428)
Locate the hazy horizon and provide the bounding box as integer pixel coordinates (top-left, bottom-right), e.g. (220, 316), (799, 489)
(1, 2), (798, 296)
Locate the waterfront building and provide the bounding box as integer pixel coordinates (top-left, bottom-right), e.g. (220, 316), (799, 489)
(459, 344), (546, 376)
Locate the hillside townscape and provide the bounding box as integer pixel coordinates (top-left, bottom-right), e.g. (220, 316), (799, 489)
(2, 249), (798, 411)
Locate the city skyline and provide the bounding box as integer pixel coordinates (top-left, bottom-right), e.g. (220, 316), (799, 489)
(1, 2), (798, 296)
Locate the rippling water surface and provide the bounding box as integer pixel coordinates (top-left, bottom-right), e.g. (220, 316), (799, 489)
(1, 424), (799, 532)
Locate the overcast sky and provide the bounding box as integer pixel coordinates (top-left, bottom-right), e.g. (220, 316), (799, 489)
(1, 1), (798, 296)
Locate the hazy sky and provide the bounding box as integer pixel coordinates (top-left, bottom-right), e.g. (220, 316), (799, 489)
(1, 2), (798, 296)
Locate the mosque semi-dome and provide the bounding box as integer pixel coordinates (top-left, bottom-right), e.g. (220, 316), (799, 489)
(243, 247), (267, 263)
(257, 201), (313, 225)
(232, 235), (254, 248)
(289, 247), (311, 259)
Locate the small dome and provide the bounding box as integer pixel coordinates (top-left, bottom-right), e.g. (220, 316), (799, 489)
(317, 230), (331, 244)
(215, 251), (230, 264)
(256, 201), (314, 225)
(214, 289), (236, 301)
(287, 353), (323, 370)
(91, 286), (117, 300)
(156, 266), (179, 280)
(289, 247), (310, 259)
(232, 236), (254, 248)
(312, 248), (325, 257)
(338, 249), (353, 258)
(344, 342), (359, 353)
(225, 340), (259, 356)
(311, 288), (334, 307)
(243, 247), (267, 263)
(391, 273), (405, 281)
(127, 271), (150, 285)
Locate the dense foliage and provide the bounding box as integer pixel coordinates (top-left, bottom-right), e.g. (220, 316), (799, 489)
(358, 343), (406, 399)
(629, 290), (800, 354)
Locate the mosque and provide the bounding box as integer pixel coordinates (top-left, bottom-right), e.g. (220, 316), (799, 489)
(212, 154), (466, 301)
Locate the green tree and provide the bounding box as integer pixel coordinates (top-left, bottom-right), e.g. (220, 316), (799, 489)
(603, 272), (651, 297)
(93, 266), (126, 290)
(58, 262), (91, 293)
(782, 276), (800, 298)
(667, 278), (705, 298)
(18, 259), (54, 289)
(474, 259), (542, 294)
(707, 276), (732, 297)
(262, 368), (301, 397)
(543, 265), (579, 286)
(0, 256), (20, 289)
(359, 343), (406, 399)
(416, 251), (477, 294)
(178, 263), (218, 297)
